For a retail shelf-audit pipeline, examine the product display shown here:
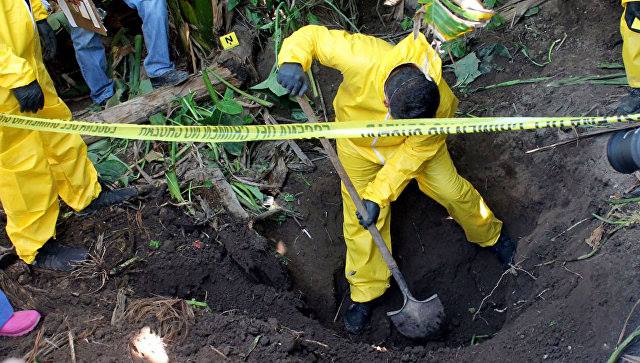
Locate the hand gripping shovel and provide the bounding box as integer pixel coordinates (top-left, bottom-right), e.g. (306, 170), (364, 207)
(297, 97), (445, 338)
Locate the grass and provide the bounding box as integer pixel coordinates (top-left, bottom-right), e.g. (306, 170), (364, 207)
(608, 327), (640, 363)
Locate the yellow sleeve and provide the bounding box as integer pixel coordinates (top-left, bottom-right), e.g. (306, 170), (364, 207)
(30, 0), (49, 22)
(362, 83), (459, 207)
(278, 25), (388, 73)
(0, 42), (36, 90)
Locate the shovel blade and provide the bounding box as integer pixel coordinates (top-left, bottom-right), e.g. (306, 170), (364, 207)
(387, 294), (445, 339)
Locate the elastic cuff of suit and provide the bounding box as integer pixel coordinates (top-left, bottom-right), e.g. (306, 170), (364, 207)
(72, 181), (102, 213)
(475, 231), (502, 248)
(362, 188), (387, 209)
(350, 283), (389, 303)
(19, 253), (36, 265)
(10, 74), (37, 91)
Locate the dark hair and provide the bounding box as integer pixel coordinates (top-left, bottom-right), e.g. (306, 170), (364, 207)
(384, 64), (440, 119)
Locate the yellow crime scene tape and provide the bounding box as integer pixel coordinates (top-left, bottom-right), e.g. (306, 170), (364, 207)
(0, 113), (639, 143)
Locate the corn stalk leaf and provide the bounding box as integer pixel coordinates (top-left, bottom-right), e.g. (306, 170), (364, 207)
(166, 170), (184, 202)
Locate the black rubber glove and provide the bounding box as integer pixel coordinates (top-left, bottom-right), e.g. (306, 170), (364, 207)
(12, 80), (45, 113)
(356, 199), (381, 229)
(277, 63), (308, 96)
(36, 19), (57, 62)
(626, 2), (640, 33)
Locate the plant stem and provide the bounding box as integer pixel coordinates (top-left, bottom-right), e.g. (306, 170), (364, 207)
(608, 327), (640, 363)
(209, 69), (274, 107)
(323, 0), (360, 32)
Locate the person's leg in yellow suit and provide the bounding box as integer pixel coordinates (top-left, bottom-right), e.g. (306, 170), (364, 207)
(338, 139), (503, 304)
(0, 2), (102, 269)
(619, 1), (640, 113)
(0, 88), (102, 266)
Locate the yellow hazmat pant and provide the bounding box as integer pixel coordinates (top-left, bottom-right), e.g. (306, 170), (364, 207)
(0, 127), (101, 264)
(0, 1), (101, 263)
(338, 139), (503, 302)
(622, 3), (640, 88)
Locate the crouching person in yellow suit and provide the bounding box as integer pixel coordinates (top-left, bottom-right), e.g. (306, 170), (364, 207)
(620, 0), (640, 113)
(0, 0), (136, 271)
(276, 25), (517, 334)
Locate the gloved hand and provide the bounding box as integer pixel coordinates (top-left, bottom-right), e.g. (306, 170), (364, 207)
(277, 63), (308, 96)
(36, 20), (57, 62)
(625, 2), (640, 33)
(12, 80), (45, 113)
(356, 199), (381, 229)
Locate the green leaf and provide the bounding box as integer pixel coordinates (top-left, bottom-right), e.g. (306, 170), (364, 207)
(227, 0), (240, 12)
(179, 0), (198, 24)
(442, 38), (469, 58)
(149, 240), (161, 249)
(138, 79), (153, 95)
(307, 12), (320, 24)
(216, 98), (243, 115)
(88, 154), (130, 184)
(202, 70), (220, 104)
(246, 8), (262, 26)
(451, 52), (483, 88)
(486, 14), (506, 30)
(223, 143), (244, 156)
(400, 17), (413, 31)
(166, 170), (184, 202)
(223, 87), (234, 100)
(524, 6), (540, 17)
(251, 68), (289, 97)
(483, 0), (498, 8)
(149, 113), (166, 125)
(47, 12), (70, 32)
(291, 109), (308, 121)
(194, 0), (214, 39)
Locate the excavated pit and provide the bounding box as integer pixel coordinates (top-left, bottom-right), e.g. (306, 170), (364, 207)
(258, 133), (541, 349)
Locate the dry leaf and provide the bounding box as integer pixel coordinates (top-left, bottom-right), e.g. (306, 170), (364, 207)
(584, 225), (605, 249)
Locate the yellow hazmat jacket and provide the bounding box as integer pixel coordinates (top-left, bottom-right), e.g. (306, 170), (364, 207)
(622, 0), (640, 87)
(0, 0), (70, 119)
(278, 25), (459, 207)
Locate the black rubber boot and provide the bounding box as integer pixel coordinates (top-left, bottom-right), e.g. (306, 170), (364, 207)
(80, 187), (139, 215)
(344, 301), (371, 335)
(490, 232), (517, 269)
(150, 69), (189, 88)
(618, 88), (640, 115)
(32, 242), (88, 272)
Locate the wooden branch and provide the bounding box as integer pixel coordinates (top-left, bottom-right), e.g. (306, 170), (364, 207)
(81, 65), (238, 144)
(525, 123), (640, 154)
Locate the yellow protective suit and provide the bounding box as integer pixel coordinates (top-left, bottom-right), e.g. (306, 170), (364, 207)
(0, 0), (101, 263)
(622, 0), (640, 88)
(279, 25), (503, 302)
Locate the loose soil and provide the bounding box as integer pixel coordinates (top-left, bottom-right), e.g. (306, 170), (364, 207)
(2, 0), (640, 361)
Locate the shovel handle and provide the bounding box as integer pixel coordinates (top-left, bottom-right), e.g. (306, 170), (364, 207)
(296, 97), (412, 296)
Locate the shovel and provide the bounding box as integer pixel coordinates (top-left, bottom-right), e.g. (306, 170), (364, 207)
(296, 97), (445, 338)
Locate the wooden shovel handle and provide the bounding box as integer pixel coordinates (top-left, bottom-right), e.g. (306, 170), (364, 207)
(296, 97), (411, 295)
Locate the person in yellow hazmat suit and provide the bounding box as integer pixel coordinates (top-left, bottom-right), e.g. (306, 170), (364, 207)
(620, 0), (640, 113)
(0, 0), (137, 271)
(276, 25), (517, 334)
